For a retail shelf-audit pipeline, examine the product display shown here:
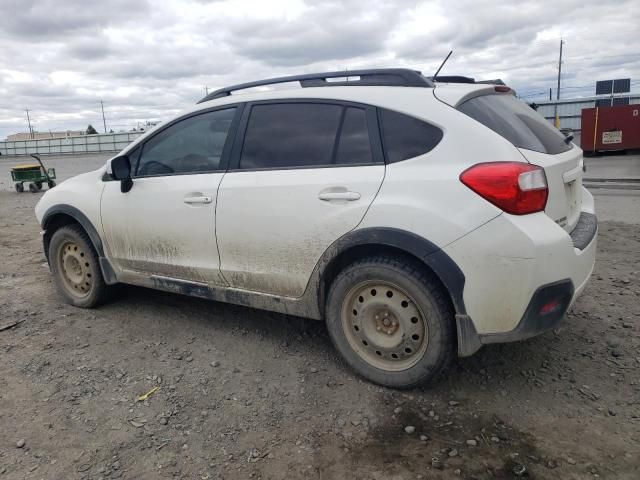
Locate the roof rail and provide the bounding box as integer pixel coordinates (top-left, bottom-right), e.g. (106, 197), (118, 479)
(197, 68), (432, 104)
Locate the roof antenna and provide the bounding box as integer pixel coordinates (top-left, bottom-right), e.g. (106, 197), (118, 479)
(433, 50), (453, 80)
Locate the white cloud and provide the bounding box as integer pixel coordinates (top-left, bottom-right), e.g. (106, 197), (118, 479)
(0, 0), (639, 139)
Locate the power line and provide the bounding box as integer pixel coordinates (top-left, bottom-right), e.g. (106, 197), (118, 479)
(564, 52), (640, 61)
(504, 28), (640, 52)
(471, 52), (640, 78)
(520, 79), (640, 96)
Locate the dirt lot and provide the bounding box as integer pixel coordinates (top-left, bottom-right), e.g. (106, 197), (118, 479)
(1, 175), (639, 479)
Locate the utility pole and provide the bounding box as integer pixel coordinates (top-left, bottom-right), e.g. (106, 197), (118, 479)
(553, 39), (564, 128)
(100, 100), (107, 134)
(556, 39), (563, 101)
(204, 85), (209, 96)
(25, 109), (33, 139)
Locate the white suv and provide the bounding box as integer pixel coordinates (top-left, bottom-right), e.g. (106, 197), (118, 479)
(34, 69), (597, 388)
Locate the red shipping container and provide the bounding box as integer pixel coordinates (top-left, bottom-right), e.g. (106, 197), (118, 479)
(581, 104), (640, 153)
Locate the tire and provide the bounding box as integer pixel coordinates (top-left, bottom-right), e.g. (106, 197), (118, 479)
(15, 183), (24, 193)
(47, 180), (56, 188)
(28, 183), (38, 193)
(48, 224), (109, 308)
(35, 181), (43, 190)
(326, 255), (455, 388)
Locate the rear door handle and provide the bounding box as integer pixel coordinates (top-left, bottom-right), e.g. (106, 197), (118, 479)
(318, 191), (361, 201)
(184, 195), (212, 204)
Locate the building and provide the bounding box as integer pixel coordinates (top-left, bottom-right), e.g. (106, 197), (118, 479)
(6, 130), (85, 141)
(534, 93), (640, 132)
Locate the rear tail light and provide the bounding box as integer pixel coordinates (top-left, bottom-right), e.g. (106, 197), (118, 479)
(460, 162), (548, 215)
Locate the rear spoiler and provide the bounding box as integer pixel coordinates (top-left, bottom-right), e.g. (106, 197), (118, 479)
(433, 84), (515, 108)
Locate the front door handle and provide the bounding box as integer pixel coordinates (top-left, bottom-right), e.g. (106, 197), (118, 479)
(184, 195), (213, 204)
(318, 191), (361, 201)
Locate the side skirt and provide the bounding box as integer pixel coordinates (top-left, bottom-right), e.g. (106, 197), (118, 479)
(118, 272), (323, 320)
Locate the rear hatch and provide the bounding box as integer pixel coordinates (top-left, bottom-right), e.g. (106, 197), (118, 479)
(444, 88), (583, 232)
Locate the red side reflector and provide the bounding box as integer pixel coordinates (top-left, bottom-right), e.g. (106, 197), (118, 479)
(460, 162), (548, 215)
(539, 299), (561, 315)
(495, 85), (511, 93)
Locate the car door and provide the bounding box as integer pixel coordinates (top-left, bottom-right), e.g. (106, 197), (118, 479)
(216, 100), (385, 297)
(100, 106), (240, 285)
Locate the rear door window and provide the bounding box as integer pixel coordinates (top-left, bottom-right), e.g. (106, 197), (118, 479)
(380, 109), (443, 163)
(457, 94), (571, 154)
(239, 103), (342, 169)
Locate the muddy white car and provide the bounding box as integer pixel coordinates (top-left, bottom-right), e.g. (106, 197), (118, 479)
(35, 69), (597, 388)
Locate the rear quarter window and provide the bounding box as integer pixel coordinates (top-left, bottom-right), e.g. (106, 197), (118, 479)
(457, 93), (571, 154)
(380, 109), (443, 163)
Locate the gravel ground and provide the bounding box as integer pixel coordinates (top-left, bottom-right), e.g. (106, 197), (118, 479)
(0, 162), (639, 479)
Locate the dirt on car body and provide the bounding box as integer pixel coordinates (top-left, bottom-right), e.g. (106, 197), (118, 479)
(0, 191), (639, 479)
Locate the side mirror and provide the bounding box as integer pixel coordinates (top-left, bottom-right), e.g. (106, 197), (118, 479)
(111, 155), (133, 193)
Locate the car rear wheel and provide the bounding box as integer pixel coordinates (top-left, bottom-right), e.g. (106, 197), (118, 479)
(48, 224), (109, 308)
(326, 255), (455, 388)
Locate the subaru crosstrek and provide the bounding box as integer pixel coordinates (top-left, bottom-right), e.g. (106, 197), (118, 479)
(34, 69), (597, 388)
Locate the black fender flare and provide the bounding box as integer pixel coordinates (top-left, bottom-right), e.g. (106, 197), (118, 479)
(42, 205), (105, 257)
(41, 204), (117, 284)
(307, 227), (467, 317)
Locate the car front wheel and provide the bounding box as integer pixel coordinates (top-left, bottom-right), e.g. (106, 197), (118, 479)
(326, 255), (455, 388)
(48, 224), (109, 308)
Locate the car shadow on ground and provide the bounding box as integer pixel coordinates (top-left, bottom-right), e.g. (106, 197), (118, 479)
(104, 282), (570, 389)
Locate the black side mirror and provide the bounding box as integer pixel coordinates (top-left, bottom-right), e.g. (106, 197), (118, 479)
(111, 155), (133, 193)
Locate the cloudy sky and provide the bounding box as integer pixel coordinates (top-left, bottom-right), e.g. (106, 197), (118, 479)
(1, 0), (639, 140)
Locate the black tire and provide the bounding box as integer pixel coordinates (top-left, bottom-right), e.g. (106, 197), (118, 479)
(326, 255), (455, 388)
(47, 180), (56, 188)
(28, 183), (38, 193)
(35, 181), (43, 190)
(48, 224), (109, 308)
(15, 183), (24, 193)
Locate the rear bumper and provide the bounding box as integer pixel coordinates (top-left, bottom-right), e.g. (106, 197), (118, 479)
(446, 190), (597, 356)
(456, 279), (574, 355)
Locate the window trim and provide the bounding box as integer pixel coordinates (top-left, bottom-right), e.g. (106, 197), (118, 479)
(329, 107), (347, 165)
(130, 103), (246, 179)
(227, 98), (384, 172)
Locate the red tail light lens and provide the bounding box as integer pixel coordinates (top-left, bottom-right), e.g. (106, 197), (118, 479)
(460, 162), (548, 215)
